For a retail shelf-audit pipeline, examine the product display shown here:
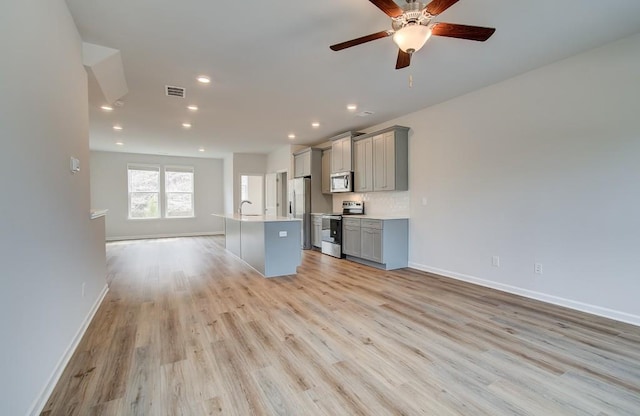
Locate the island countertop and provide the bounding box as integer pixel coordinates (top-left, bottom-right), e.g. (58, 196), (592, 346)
(215, 213), (302, 278)
(212, 213), (301, 223)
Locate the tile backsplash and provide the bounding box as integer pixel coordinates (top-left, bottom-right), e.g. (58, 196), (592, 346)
(333, 191), (410, 216)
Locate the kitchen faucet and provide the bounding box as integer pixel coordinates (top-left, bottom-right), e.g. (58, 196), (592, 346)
(239, 200), (252, 215)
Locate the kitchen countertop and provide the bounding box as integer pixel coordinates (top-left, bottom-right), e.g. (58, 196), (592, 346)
(309, 212), (410, 220)
(90, 209), (108, 219)
(342, 215), (409, 220)
(212, 213), (301, 223)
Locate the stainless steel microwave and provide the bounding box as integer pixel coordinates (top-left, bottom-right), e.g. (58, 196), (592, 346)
(330, 171), (353, 193)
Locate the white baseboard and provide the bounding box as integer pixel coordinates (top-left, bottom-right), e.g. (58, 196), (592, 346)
(29, 284), (109, 416)
(106, 231), (223, 241)
(408, 262), (640, 327)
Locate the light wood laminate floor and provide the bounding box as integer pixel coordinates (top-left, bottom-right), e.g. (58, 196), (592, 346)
(43, 236), (640, 415)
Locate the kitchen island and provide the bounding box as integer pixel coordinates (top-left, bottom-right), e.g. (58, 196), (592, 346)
(213, 214), (302, 278)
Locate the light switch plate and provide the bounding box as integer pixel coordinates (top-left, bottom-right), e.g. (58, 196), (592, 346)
(70, 157), (80, 173)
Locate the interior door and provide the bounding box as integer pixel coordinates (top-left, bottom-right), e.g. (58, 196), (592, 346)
(277, 171), (287, 217)
(265, 173), (277, 216)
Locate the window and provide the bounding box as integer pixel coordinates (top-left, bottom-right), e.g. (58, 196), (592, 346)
(127, 164), (195, 219)
(165, 166), (194, 218)
(128, 165), (160, 219)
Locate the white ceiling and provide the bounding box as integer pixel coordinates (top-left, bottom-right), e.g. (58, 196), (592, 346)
(65, 0), (640, 159)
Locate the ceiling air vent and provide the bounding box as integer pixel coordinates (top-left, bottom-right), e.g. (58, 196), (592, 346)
(165, 85), (186, 98)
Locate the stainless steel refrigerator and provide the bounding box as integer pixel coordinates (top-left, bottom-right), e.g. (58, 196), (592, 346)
(289, 177), (312, 249)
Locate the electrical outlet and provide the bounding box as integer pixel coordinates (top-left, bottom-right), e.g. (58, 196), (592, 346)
(534, 263), (543, 275)
(81, 282), (86, 297)
(492, 256), (500, 267)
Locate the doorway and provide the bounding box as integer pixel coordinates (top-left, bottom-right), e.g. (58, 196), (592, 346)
(239, 174), (264, 215)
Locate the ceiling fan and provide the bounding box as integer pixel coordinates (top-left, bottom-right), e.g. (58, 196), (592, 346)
(330, 0), (496, 69)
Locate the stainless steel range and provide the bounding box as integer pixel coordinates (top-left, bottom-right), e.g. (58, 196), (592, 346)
(321, 201), (364, 258)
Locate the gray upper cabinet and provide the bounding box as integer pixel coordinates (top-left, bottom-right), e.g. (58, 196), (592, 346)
(353, 125), (409, 192)
(372, 126), (409, 191)
(353, 137), (373, 193)
(321, 148), (332, 194)
(293, 149), (311, 178)
(331, 132), (360, 173)
(292, 147), (332, 213)
(331, 136), (351, 173)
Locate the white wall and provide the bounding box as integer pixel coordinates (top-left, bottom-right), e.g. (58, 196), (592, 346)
(0, 1), (107, 414)
(266, 144), (305, 176)
(90, 151), (224, 240)
(368, 33), (640, 324)
(223, 154), (234, 214)
(266, 145), (292, 174)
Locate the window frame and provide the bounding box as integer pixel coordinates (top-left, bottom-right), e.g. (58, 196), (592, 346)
(163, 165), (195, 219)
(127, 164), (161, 220)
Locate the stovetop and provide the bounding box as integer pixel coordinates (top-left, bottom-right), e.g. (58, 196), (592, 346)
(342, 200), (364, 215)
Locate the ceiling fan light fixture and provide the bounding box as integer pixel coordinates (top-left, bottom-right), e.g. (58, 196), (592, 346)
(393, 24), (432, 53)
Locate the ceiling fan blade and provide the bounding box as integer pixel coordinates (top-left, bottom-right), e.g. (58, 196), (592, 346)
(369, 0), (404, 17)
(426, 0), (460, 16)
(330, 30), (392, 51)
(432, 23), (496, 41)
(395, 50), (411, 70)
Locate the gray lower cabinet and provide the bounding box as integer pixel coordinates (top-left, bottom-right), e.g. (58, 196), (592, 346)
(311, 214), (323, 248)
(342, 217), (362, 257)
(342, 217), (408, 270)
(360, 219), (383, 263)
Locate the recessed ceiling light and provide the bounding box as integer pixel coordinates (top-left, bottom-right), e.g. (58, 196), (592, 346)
(198, 147), (205, 152)
(187, 105), (199, 111)
(182, 122), (192, 128)
(347, 104), (358, 111)
(100, 105), (113, 111)
(197, 75), (210, 84)
(115, 141), (124, 146)
(311, 122), (320, 128)
(113, 125), (123, 131)
(288, 133), (296, 139)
